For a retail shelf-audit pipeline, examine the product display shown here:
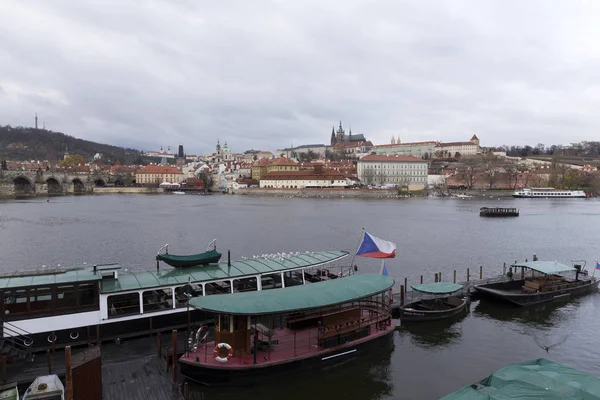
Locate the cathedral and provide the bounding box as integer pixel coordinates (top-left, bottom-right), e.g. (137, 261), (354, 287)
(330, 121), (367, 146)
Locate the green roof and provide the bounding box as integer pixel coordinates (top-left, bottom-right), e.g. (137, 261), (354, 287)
(441, 358), (600, 400)
(0, 268), (102, 289)
(100, 251), (348, 293)
(189, 274), (395, 315)
(411, 282), (463, 294)
(511, 261), (576, 275)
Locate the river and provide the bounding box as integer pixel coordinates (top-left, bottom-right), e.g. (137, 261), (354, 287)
(1, 194), (600, 399)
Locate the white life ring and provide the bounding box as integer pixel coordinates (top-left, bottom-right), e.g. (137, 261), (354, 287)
(47, 333), (57, 343)
(213, 342), (233, 363)
(23, 337), (33, 347)
(70, 331), (79, 340)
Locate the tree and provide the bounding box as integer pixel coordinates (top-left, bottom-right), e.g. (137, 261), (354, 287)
(59, 154), (85, 168)
(361, 167), (375, 186)
(456, 156), (480, 189)
(197, 171), (213, 193)
(483, 155), (502, 189)
(504, 160), (520, 189)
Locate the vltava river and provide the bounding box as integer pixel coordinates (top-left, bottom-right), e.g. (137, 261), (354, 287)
(1, 194), (600, 399)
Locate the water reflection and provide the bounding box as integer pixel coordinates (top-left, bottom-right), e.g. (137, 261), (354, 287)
(473, 298), (582, 328)
(188, 334), (395, 400)
(399, 312), (467, 349)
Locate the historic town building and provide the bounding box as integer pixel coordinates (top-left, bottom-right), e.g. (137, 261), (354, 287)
(135, 165), (184, 185)
(357, 154), (428, 190)
(372, 141), (437, 159)
(260, 164), (348, 189)
(435, 135), (481, 157)
(330, 121), (368, 146)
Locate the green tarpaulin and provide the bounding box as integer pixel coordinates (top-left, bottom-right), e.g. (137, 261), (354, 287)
(411, 282), (463, 294)
(441, 358), (600, 400)
(510, 261), (575, 275)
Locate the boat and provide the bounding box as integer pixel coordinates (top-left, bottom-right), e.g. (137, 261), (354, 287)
(0, 249), (350, 353)
(513, 187), (586, 198)
(399, 282), (470, 322)
(0, 382), (19, 400)
(22, 375), (64, 400)
(479, 207), (519, 217)
(441, 358), (600, 399)
(172, 191), (185, 195)
(179, 273), (395, 386)
(474, 259), (599, 306)
(156, 240), (222, 268)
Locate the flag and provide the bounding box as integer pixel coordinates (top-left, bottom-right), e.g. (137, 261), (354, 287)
(380, 260), (389, 276)
(356, 232), (396, 259)
(596, 261), (600, 270)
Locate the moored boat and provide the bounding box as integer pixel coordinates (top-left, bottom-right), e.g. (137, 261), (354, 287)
(474, 260), (599, 306)
(479, 207), (519, 217)
(513, 187), (586, 198)
(441, 358), (600, 399)
(0, 382), (19, 400)
(399, 282), (470, 322)
(156, 240), (222, 268)
(22, 375), (64, 400)
(179, 274), (395, 385)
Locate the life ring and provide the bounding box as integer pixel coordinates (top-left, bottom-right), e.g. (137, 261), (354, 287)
(196, 325), (209, 345)
(23, 337), (33, 347)
(213, 342), (233, 363)
(70, 331), (79, 340)
(47, 334), (57, 343)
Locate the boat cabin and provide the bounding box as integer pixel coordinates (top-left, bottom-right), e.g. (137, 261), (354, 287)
(400, 282), (470, 322)
(180, 274), (395, 384)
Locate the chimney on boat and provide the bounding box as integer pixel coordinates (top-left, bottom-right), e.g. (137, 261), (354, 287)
(228, 250), (231, 267)
(93, 265), (97, 274)
(574, 264), (581, 281)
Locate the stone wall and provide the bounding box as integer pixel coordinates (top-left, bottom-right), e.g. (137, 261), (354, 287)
(93, 187), (164, 194)
(236, 188), (413, 198)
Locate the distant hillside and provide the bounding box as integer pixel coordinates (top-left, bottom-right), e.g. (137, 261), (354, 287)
(0, 126), (145, 164)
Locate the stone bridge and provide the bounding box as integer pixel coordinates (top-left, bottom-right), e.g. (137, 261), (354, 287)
(0, 170), (132, 197)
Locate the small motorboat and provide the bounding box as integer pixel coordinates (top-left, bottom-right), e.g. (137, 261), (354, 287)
(0, 382), (19, 400)
(172, 191), (185, 195)
(156, 239), (222, 268)
(22, 374), (64, 400)
(399, 282), (470, 322)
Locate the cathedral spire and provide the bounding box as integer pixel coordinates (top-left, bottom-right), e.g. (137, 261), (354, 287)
(35, 113), (38, 129)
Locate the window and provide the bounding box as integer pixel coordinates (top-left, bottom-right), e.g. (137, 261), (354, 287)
(78, 283), (97, 307)
(56, 285), (77, 309)
(205, 281), (231, 295)
(143, 289), (172, 313)
(4, 289), (28, 315)
(29, 287), (52, 312)
(233, 277), (257, 293)
(221, 314), (230, 332)
(107, 293), (140, 318)
(175, 284), (202, 308)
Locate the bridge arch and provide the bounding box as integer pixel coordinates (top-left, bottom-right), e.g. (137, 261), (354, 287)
(72, 178), (85, 194)
(46, 177), (62, 195)
(13, 176), (34, 196)
(94, 179), (106, 187)
(114, 177), (125, 187)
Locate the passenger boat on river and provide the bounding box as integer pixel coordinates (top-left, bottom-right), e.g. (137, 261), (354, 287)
(0, 250), (350, 355)
(474, 260), (599, 306)
(179, 274), (395, 385)
(479, 207), (519, 217)
(399, 282), (470, 322)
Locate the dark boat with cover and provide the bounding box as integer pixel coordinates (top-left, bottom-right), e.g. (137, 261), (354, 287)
(479, 207), (519, 217)
(474, 259), (599, 306)
(156, 240), (222, 268)
(399, 282), (470, 322)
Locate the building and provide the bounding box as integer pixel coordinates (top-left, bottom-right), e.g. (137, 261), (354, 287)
(332, 140), (373, 158)
(135, 165), (184, 185)
(260, 164), (348, 189)
(435, 135), (481, 157)
(372, 141), (437, 158)
(330, 121), (368, 146)
(276, 144), (328, 158)
(357, 154), (429, 190)
(251, 157), (300, 180)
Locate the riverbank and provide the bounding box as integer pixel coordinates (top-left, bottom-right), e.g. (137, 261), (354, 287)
(236, 187), (414, 198)
(93, 187), (164, 194)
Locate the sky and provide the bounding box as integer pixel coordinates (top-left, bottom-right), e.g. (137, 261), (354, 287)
(1, 1), (600, 156)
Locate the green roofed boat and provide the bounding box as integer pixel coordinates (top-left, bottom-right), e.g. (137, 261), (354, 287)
(399, 282), (470, 322)
(156, 240), (222, 268)
(441, 358), (600, 399)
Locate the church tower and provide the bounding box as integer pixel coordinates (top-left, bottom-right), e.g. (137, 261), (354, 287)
(35, 113), (38, 129)
(330, 126), (336, 146)
(336, 121), (345, 143)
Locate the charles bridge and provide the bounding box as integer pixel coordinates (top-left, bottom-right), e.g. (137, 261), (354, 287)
(0, 170), (133, 197)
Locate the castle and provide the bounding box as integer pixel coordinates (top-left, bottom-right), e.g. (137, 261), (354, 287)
(330, 121), (367, 146)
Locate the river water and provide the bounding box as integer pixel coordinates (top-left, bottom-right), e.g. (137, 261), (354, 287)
(1, 194), (600, 399)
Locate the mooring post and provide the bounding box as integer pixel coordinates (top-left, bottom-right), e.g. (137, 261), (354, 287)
(404, 278), (407, 293)
(172, 330), (178, 389)
(0, 356), (5, 383)
(400, 285), (405, 305)
(434, 273), (438, 283)
(439, 272), (442, 282)
(521, 266), (525, 279)
(503, 262), (506, 275)
(157, 332), (162, 358)
(184, 382), (189, 400)
(480, 265), (483, 279)
(467, 268), (470, 282)
(65, 346), (73, 400)
(453, 270), (457, 283)
(46, 349), (52, 374)
(165, 347), (169, 371)
(420, 275), (423, 284)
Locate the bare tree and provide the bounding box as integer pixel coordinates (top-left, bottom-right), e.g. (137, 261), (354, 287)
(361, 168), (375, 186)
(482, 155), (503, 189)
(504, 160), (520, 189)
(456, 156), (480, 189)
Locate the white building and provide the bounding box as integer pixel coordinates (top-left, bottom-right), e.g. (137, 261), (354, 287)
(435, 135), (481, 156)
(357, 154), (429, 190)
(259, 165), (348, 189)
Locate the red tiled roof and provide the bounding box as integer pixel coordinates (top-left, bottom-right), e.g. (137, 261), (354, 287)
(268, 157), (298, 166)
(253, 158), (271, 167)
(137, 165), (183, 174)
(261, 169), (347, 181)
(333, 141), (373, 148)
(470, 135), (479, 140)
(374, 141), (437, 148)
(359, 155), (425, 163)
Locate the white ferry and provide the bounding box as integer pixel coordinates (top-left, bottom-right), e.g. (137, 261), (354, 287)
(513, 188), (586, 198)
(0, 250), (350, 358)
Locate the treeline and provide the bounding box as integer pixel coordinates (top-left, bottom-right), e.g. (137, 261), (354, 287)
(0, 125), (145, 164)
(490, 141), (600, 158)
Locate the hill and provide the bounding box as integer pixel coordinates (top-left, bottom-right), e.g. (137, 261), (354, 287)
(0, 126), (144, 164)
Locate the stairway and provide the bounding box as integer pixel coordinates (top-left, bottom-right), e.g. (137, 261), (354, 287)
(0, 322), (33, 364)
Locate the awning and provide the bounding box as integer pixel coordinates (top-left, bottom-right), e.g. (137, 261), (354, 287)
(411, 282), (463, 294)
(511, 261), (576, 275)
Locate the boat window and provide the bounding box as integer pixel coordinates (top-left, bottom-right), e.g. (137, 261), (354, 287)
(175, 284), (202, 308)
(107, 293), (140, 318)
(205, 281), (231, 296)
(78, 283), (97, 307)
(29, 287), (52, 312)
(56, 285), (77, 309)
(260, 274), (282, 290)
(143, 289), (172, 313)
(233, 277), (257, 293)
(3, 289), (28, 315)
(221, 314), (230, 332)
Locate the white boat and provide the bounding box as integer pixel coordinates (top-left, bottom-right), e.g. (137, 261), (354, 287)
(22, 375), (64, 400)
(172, 191), (185, 195)
(513, 188), (586, 198)
(0, 382), (19, 400)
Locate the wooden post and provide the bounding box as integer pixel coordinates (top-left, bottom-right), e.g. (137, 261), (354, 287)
(453, 270), (457, 283)
(400, 285), (405, 305)
(420, 275), (423, 284)
(46, 350), (52, 374)
(51, 331), (56, 353)
(165, 347), (169, 371)
(503, 263), (506, 275)
(0, 356), (5, 383)
(183, 382), (189, 400)
(467, 268), (470, 282)
(439, 272), (442, 282)
(172, 330), (177, 389)
(434, 273), (438, 283)
(157, 332), (162, 357)
(87, 326), (92, 347)
(404, 278), (407, 293)
(96, 325), (100, 345)
(480, 265), (483, 279)
(521, 266), (525, 279)
(65, 346), (73, 400)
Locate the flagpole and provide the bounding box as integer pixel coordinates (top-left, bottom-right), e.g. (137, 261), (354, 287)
(348, 228), (365, 275)
(593, 259), (597, 279)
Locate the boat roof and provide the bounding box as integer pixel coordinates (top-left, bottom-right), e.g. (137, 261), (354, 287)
(0, 251), (348, 292)
(511, 261), (576, 275)
(188, 274), (394, 315)
(441, 358), (600, 399)
(411, 282), (463, 294)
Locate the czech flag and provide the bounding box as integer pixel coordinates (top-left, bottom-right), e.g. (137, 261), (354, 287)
(356, 232), (396, 259)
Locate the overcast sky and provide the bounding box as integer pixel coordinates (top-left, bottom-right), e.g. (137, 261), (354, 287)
(1, 1), (599, 155)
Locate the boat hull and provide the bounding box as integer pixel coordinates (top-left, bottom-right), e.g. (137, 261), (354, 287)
(179, 327), (394, 386)
(399, 296), (470, 322)
(474, 278), (599, 307)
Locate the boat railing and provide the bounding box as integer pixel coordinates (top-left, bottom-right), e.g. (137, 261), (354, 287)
(2, 320), (33, 351)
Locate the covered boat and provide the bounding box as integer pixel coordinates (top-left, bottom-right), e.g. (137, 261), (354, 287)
(179, 273), (395, 385)
(399, 282), (470, 322)
(441, 358), (600, 399)
(22, 374), (64, 400)
(474, 260), (599, 306)
(156, 240), (222, 268)
(479, 207), (519, 217)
